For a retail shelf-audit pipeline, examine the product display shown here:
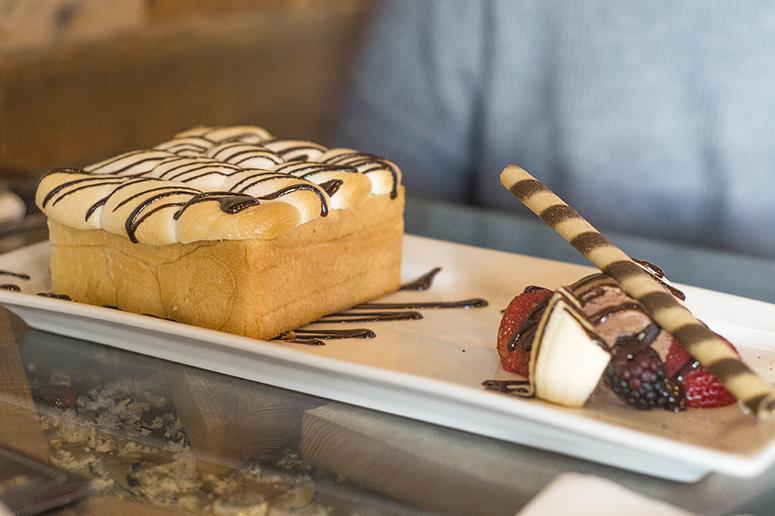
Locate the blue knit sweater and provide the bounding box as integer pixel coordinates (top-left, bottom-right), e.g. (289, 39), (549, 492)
(335, 0), (775, 258)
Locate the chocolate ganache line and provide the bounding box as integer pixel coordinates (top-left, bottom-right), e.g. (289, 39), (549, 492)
(632, 258), (686, 301)
(354, 298), (488, 310)
(323, 152), (400, 199)
(256, 184), (330, 217)
(482, 380), (532, 396)
(172, 192), (261, 220)
(36, 292), (72, 300)
(42, 175), (110, 208)
(275, 328), (377, 346)
(85, 177), (170, 221)
(400, 267), (442, 291)
(318, 311), (424, 323)
(124, 189), (201, 243)
(319, 179), (344, 197)
(506, 295), (551, 353)
(0, 270), (31, 280)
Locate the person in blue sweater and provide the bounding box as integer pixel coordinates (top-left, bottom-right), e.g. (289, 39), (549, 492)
(335, 1), (775, 258)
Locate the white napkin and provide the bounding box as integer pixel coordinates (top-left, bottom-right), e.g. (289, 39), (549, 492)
(517, 473), (695, 516)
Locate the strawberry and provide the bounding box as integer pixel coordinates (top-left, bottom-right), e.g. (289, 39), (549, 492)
(665, 335), (738, 408)
(497, 287), (553, 376)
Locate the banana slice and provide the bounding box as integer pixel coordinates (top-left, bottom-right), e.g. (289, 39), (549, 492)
(530, 288), (611, 407)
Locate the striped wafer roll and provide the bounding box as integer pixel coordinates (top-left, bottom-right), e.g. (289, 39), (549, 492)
(500, 164), (775, 418)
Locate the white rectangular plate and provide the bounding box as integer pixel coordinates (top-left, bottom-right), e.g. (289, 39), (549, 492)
(3, 235), (775, 482)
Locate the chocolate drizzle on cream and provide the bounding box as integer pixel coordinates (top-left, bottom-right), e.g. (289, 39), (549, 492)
(323, 152), (400, 199)
(123, 188), (201, 243)
(319, 179), (344, 197)
(172, 192), (261, 220)
(39, 128), (405, 247)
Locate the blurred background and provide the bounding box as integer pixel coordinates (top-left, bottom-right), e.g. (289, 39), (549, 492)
(3, 0), (775, 261)
(0, 0), (368, 170)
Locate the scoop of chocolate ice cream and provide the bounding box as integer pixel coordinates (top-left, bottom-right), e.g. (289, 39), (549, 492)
(569, 274), (672, 360)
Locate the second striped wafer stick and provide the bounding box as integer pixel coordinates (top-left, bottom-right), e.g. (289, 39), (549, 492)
(500, 164), (775, 418)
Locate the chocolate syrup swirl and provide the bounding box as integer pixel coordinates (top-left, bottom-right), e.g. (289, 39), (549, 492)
(400, 267), (441, 291)
(0, 284), (21, 292)
(481, 380), (532, 397)
(318, 311), (424, 323)
(355, 298), (488, 310)
(506, 296), (551, 352)
(323, 152), (400, 199)
(632, 258), (686, 301)
(41, 175), (107, 208)
(84, 177), (161, 221)
(172, 192), (261, 220)
(50, 180), (125, 207)
(256, 184), (330, 217)
(294, 328), (376, 339)
(124, 189), (197, 243)
(276, 163), (358, 179)
(113, 185), (200, 211)
(275, 328), (377, 346)
(319, 179), (344, 197)
(0, 270), (30, 280)
(280, 265), (484, 343)
(230, 172), (289, 192)
(36, 292), (71, 300)
(588, 301), (647, 325)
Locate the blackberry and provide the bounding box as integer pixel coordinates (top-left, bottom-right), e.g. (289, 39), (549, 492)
(606, 346), (685, 411)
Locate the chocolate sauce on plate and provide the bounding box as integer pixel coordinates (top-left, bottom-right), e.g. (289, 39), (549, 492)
(355, 298), (488, 310)
(318, 311), (424, 323)
(276, 328), (377, 346)
(481, 379), (531, 396)
(0, 270), (30, 280)
(632, 258), (686, 300)
(400, 267), (441, 291)
(36, 292), (71, 300)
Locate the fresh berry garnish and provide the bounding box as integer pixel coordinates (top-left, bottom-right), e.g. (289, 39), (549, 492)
(497, 287), (552, 376)
(665, 336), (738, 408)
(606, 346), (684, 411)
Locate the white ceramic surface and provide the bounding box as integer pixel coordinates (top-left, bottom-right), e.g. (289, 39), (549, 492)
(3, 236), (775, 482)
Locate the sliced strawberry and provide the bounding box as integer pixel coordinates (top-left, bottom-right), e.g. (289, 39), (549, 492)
(497, 287), (553, 376)
(665, 335), (738, 408)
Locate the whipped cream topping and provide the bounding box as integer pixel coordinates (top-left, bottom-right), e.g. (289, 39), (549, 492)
(85, 149), (176, 176)
(36, 125), (403, 245)
(175, 125), (272, 145)
(205, 142), (284, 169)
(155, 136), (215, 157)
